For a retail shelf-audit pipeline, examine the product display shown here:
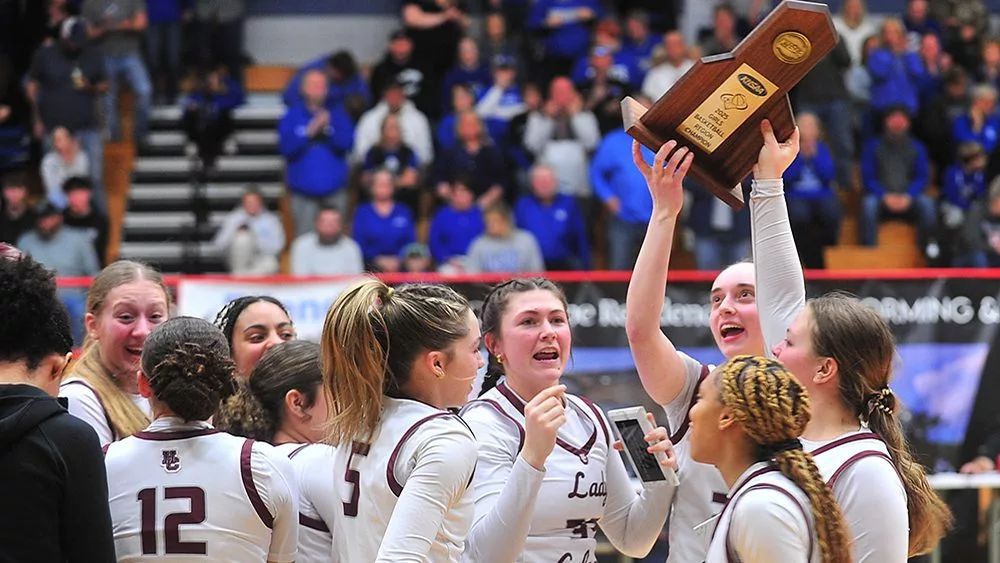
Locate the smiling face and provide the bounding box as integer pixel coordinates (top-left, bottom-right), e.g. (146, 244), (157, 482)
(709, 263), (764, 359)
(87, 280), (169, 380)
(490, 289), (572, 398)
(232, 301), (296, 378)
(439, 309), (485, 406)
(772, 306), (826, 395)
(688, 370), (726, 465)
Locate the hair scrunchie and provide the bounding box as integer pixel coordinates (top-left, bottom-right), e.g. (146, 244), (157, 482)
(866, 386), (896, 417)
(762, 438), (803, 458)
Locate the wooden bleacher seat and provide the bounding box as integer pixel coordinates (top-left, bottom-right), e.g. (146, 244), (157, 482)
(245, 66), (296, 93)
(826, 222), (926, 269)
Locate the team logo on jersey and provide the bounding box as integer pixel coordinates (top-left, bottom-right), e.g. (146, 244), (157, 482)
(161, 450), (181, 473)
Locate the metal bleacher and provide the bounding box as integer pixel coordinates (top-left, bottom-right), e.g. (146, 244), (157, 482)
(117, 93), (285, 274)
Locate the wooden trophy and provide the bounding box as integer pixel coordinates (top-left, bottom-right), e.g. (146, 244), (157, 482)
(622, 0), (838, 209)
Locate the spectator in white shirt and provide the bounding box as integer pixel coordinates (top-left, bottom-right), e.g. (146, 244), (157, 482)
(41, 127), (89, 208)
(354, 80), (434, 166)
(211, 186), (285, 275)
(642, 31), (694, 100)
(290, 205), (364, 276)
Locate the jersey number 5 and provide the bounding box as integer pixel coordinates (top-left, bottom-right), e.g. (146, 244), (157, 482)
(343, 441), (371, 517)
(137, 487), (207, 555)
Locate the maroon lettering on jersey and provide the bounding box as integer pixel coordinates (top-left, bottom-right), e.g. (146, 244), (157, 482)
(161, 449), (181, 473)
(567, 471), (607, 500)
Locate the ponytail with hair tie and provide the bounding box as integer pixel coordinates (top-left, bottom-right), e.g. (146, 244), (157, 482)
(762, 438), (803, 458)
(866, 386), (896, 418)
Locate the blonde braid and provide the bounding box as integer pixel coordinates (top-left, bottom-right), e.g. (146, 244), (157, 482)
(720, 356), (852, 563)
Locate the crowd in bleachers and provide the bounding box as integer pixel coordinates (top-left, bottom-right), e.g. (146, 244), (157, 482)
(3, 0), (1000, 278)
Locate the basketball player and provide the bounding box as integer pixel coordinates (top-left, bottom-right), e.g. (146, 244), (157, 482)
(625, 121), (802, 562)
(214, 295), (296, 379)
(689, 355), (851, 563)
(216, 340), (331, 563)
(105, 317), (298, 562)
(295, 280), (483, 562)
(461, 277), (676, 562)
(60, 261), (172, 447)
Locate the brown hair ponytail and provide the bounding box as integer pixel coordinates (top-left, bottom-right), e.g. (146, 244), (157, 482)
(809, 293), (952, 556)
(719, 355), (852, 563)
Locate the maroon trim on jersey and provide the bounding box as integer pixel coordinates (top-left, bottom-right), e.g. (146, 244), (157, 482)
(101, 443), (110, 456)
(60, 379), (117, 440)
(828, 450), (896, 488)
(497, 382), (597, 463)
(133, 428), (220, 441)
(287, 444), (313, 459)
(386, 412), (457, 497)
(711, 465), (778, 546)
(299, 513), (330, 532)
(464, 398), (526, 452)
(724, 483), (814, 563)
(808, 431), (883, 456)
(668, 363), (710, 445)
(240, 439), (274, 529)
(712, 492), (728, 505)
(576, 396), (610, 447)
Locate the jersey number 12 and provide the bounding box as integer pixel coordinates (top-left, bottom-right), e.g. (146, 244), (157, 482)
(137, 487), (207, 555)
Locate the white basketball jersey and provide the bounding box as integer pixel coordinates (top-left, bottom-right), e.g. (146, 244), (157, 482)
(105, 418), (298, 563)
(298, 397), (476, 563)
(274, 443), (334, 563)
(705, 462), (818, 563)
(805, 430), (894, 488)
(663, 355), (728, 563)
(462, 382), (614, 562)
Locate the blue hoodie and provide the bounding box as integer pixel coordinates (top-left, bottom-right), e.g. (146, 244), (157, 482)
(278, 104), (355, 197)
(942, 164), (987, 209)
(953, 113), (1000, 154)
(352, 203), (417, 262)
(440, 64), (493, 112)
(514, 193), (592, 269)
(282, 55), (371, 112)
(527, 0), (604, 59)
(571, 50), (643, 90)
(867, 49), (926, 115)
(590, 129), (654, 225)
(783, 142), (837, 201)
(428, 205), (485, 263)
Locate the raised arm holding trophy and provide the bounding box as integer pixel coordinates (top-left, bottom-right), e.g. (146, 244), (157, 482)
(622, 0), (839, 209)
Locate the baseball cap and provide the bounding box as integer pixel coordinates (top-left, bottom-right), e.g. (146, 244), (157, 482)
(401, 243), (431, 260)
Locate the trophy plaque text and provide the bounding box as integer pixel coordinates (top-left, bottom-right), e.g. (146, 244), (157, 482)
(622, 0), (838, 209)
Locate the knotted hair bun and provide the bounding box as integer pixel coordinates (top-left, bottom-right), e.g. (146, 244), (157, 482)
(142, 317), (236, 421)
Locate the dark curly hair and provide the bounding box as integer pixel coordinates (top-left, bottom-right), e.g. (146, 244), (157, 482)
(0, 248), (72, 369)
(215, 340), (322, 443)
(141, 317), (236, 421)
(213, 295), (292, 351)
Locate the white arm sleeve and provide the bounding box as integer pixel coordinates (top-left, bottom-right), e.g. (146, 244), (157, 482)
(252, 443), (299, 563)
(376, 422), (478, 563)
(729, 489), (811, 563)
(834, 457), (909, 563)
(597, 413), (674, 558)
(750, 178), (807, 357)
(460, 404), (546, 563)
(58, 381), (114, 448)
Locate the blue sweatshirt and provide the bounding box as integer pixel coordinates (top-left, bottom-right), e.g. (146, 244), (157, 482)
(146, 0), (191, 24)
(942, 164), (987, 209)
(783, 142), (837, 200)
(571, 50), (643, 89)
(953, 114), (1000, 154)
(428, 205), (485, 263)
(867, 49), (926, 114)
(514, 193), (592, 269)
(282, 55), (371, 111)
(590, 129), (654, 225)
(441, 64), (493, 112)
(352, 202), (417, 262)
(185, 76), (245, 115)
(527, 0), (604, 59)
(278, 104), (355, 197)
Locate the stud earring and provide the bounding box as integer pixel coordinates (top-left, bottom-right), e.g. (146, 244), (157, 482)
(496, 353), (505, 364)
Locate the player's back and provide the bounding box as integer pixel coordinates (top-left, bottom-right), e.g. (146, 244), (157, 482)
(303, 397), (475, 563)
(105, 418), (297, 562)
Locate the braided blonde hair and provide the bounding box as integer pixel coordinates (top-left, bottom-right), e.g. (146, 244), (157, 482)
(718, 355), (852, 563)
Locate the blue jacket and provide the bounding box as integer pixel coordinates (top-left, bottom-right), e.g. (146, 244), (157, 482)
(571, 50), (642, 90)
(514, 193), (592, 269)
(185, 76), (245, 115)
(428, 205), (485, 263)
(590, 129), (653, 225)
(783, 142), (837, 200)
(352, 203), (417, 262)
(527, 0), (604, 59)
(441, 64), (492, 112)
(278, 104), (355, 197)
(282, 55), (371, 111)
(953, 113), (1000, 154)
(942, 164), (987, 209)
(147, 0), (191, 24)
(624, 35), (658, 73)
(867, 49), (925, 114)
(861, 136), (930, 197)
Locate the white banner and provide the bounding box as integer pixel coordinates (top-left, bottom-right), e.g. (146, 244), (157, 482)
(176, 277), (366, 341)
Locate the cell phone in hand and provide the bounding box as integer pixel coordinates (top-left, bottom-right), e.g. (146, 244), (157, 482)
(607, 407), (679, 488)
